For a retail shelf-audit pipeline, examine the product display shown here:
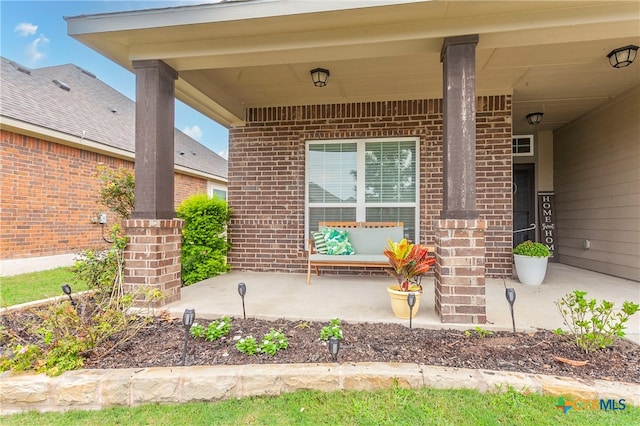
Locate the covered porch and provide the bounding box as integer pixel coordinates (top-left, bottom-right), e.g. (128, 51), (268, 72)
(165, 263), (640, 344)
(66, 1), (640, 322)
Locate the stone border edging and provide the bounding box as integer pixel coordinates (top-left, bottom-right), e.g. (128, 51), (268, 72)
(1, 363), (638, 415)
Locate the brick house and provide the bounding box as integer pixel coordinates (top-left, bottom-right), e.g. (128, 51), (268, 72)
(65, 0), (639, 321)
(0, 57), (228, 276)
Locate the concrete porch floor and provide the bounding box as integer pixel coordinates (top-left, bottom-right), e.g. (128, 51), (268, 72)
(165, 263), (640, 344)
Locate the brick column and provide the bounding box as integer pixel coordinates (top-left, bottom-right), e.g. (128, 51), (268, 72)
(434, 219), (486, 324)
(123, 219), (183, 306)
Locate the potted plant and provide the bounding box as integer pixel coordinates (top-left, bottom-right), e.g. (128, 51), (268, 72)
(513, 240), (551, 286)
(384, 238), (436, 318)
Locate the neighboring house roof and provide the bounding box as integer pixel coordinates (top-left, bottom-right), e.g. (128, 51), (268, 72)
(0, 57), (227, 181)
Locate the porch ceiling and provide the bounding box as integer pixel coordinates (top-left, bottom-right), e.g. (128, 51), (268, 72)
(67, 0), (640, 134)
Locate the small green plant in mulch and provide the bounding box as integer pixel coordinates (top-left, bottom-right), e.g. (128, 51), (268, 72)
(189, 317), (232, 342)
(319, 318), (344, 341)
(464, 326), (494, 339)
(235, 336), (259, 355)
(235, 329), (288, 356)
(555, 289), (639, 353)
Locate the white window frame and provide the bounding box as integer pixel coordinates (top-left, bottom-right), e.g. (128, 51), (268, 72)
(207, 182), (227, 200)
(305, 137), (420, 247)
(512, 135), (534, 157)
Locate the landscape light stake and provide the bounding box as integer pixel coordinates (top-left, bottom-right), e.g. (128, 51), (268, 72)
(407, 292), (416, 329)
(237, 282), (247, 319)
(61, 284), (76, 308)
(181, 308), (195, 366)
(505, 286), (517, 333)
(328, 336), (340, 362)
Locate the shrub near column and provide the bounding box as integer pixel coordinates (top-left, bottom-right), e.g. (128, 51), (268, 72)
(513, 240), (551, 286)
(177, 194), (232, 285)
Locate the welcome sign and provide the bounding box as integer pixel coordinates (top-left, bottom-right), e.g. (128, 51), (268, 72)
(538, 192), (556, 261)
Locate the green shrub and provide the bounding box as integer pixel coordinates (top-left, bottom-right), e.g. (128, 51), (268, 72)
(177, 194), (232, 285)
(95, 165), (135, 220)
(0, 293), (155, 376)
(555, 290), (640, 353)
(72, 226), (128, 297)
(513, 240), (550, 257)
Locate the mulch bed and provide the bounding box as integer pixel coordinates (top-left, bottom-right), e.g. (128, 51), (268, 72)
(76, 316), (639, 384)
(2, 308), (638, 384)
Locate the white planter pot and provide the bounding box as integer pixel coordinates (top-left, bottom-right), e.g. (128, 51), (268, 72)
(513, 254), (549, 285)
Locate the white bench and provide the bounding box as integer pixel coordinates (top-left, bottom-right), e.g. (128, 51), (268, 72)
(307, 222), (405, 284)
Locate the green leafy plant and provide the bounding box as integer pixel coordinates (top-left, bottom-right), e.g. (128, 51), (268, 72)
(189, 323), (205, 339)
(204, 316), (232, 341)
(95, 165), (135, 220)
(555, 290), (640, 353)
(464, 326), (494, 339)
(0, 291), (156, 376)
(72, 226), (129, 299)
(259, 329), (289, 356)
(235, 329), (288, 356)
(177, 194), (232, 285)
(235, 336), (258, 355)
(319, 318), (344, 341)
(384, 238), (435, 292)
(513, 240), (550, 257)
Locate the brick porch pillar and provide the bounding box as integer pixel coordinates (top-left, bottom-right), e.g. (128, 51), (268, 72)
(436, 34), (486, 323)
(123, 219), (183, 306)
(434, 219), (486, 323)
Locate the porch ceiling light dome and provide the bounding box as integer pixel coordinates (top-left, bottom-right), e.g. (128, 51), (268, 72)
(526, 112), (544, 125)
(310, 68), (330, 87)
(607, 45), (639, 68)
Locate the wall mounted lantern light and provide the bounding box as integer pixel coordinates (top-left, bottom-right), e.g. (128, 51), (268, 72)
(607, 45), (639, 68)
(310, 68), (330, 87)
(526, 112), (544, 125)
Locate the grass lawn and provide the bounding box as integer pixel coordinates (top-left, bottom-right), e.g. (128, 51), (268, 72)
(0, 267), (85, 306)
(3, 387), (638, 425)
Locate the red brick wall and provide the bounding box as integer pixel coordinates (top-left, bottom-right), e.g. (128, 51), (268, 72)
(228, 97), (512, 277)
(0, 130), (208, 260)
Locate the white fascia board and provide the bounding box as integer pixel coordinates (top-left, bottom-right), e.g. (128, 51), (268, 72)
(66, 0), (427, 34)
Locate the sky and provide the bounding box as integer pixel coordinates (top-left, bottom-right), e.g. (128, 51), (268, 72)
(1, 0), (229, 159)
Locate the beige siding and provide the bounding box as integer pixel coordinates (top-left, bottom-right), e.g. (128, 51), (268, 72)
(554, 86), (640, 281)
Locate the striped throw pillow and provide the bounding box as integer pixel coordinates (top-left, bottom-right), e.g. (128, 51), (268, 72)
(312, 231), (328, 254)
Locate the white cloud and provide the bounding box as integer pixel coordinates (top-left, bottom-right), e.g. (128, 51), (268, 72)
(14, 22), (37, 37)
(25, 34), (49, 64)
(182, 125), (203, 141)
(217, 148), (228, 160)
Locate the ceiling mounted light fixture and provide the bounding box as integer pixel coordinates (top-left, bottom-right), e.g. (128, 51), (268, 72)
(310, 68), (330, 87)
(526, 112), (544, 125)
(607, 45), (639, 68)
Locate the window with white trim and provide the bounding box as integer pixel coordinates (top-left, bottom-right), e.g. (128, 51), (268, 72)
(512, 135), (534, 156)
(207, 182), (227, 200)
(306, 137), (419, 243)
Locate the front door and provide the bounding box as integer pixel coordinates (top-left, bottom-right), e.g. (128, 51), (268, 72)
(513, 164), (535, 246)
